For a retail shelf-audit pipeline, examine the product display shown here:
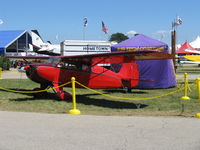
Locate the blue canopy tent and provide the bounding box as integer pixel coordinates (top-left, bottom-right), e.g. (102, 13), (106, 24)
(0, 30), (32, 56)
(112, 34), (176, 89)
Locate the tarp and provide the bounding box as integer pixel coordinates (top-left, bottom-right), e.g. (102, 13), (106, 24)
(112, 34), (168, 52)
(176, 42), (195, 54)
(190, 36), (200, 49)
(111, 34), (176, 89)
(135, 59), (175, 89)
(0, 48), (4, 55)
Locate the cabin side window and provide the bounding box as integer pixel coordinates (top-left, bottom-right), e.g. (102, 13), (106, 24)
(57, 62), (91, 72)
(46, 57), (61, 67)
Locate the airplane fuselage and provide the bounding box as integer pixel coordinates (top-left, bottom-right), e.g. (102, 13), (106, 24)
(26, 63), (138, 89)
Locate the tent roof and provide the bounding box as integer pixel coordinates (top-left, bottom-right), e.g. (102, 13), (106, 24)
(190, 36), (200, 49)
(111, 34), (168, 51)
(0, 30), (27, 54)
(176, 42), (195, 54)
(0, 30), (26, 48)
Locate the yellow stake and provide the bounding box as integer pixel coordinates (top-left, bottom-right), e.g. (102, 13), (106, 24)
(195, 113), (200, 118)
(0, 67), (2, 80)
(195, 80), (200, 118)
(68, 77), (81, 115)
(181, 73), (190, 100)
(196, 78), (200, 103)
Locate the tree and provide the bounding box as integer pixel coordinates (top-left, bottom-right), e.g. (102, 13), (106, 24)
(109, 33), (129, 43)
(0, 57), (10, 70)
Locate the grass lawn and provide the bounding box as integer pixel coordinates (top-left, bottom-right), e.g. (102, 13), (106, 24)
(176, 64), (200, 74)
(0, 78), (200, 117)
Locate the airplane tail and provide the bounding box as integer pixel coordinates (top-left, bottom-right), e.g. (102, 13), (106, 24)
(31, 30), (45, 50)
(117, 62), (139, 87)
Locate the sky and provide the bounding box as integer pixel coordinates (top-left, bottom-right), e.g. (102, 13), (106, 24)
(0, 0), (199, 46)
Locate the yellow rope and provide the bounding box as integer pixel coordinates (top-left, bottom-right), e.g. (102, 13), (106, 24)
(75, 81), (184, 101)
(0, 75), (187, 100)
(0, 81), (71, 94)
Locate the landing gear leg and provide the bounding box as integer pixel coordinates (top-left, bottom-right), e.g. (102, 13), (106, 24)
(53, 83), (71, 100)
(123, 87), (132, 93)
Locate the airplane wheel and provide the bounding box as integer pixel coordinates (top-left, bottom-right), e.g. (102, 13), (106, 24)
(123, 87), (132, 93)
(56, 91), (72, 100)
(127, 88), (132, 93)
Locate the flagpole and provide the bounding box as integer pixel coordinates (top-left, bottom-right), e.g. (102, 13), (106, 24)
(171, 15), (182, 72)
(83, 17), (87, 40)
(83, 26), (85, 40)
(105, 33), (110, 41)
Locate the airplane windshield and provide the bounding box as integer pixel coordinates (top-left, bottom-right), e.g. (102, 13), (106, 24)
(45, 57), (91, 72)
(45, 57), (61, 66)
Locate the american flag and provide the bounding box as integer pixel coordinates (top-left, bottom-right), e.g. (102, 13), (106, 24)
(102, 21), (108, 34)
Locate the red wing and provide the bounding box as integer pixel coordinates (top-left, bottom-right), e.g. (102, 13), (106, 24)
(61, 50), (173, 65)
(6, 56), (51, 60)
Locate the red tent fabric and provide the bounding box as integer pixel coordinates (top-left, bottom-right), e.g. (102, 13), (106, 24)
(176, 42), (195, 54)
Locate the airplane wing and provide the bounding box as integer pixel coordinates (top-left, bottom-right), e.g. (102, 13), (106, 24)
(5, 56), (51, 66)
(183, 55), (200, 62)
(60, 50), (173, 65)
(6, 56), (51, 60)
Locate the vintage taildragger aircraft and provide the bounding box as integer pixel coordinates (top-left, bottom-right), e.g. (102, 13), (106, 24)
(7, 51), (173, 100)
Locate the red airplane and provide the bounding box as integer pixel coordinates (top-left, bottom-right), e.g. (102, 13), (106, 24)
(7, 51), (173, 100)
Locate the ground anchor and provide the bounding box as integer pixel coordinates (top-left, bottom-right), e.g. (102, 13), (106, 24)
(69, 109), (81, 115)
(195, 113), (200, 118)
(181, 96), (190, 100)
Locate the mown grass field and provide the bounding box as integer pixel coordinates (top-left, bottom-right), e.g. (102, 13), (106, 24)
(176, 63), (200, 74)
(0, 75), (200, 117)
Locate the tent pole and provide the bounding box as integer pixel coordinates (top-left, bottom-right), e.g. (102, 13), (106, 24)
(171, 30), (176, 72)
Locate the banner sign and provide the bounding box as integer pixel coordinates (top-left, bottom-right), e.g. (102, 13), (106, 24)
(117, 46), (165, 51)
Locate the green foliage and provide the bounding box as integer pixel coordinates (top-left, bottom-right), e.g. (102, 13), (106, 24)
(0, 57), (10, 70)
(109, 32), (129, 43)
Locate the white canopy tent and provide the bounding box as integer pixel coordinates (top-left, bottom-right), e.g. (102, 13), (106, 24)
(190, 36), (200, 49)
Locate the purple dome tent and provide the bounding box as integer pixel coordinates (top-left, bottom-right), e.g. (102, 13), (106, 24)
(111, 34), (176, 89)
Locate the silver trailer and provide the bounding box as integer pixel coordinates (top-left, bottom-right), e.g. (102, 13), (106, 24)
(60, 40), (112, 56)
